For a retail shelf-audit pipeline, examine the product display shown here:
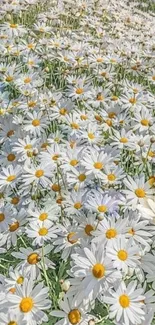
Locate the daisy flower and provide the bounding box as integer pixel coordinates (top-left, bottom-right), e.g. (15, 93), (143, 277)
(81, 148), (113, 178)
(0, 311), (26, 325)
(53, 221), (80, 261)
(0, 165), (21, 190)
(11, 245), (54, 280)
(123, 175), (153, 207)
(104, 280), (145, 325)
(106, 237), (140, 274)
(50, 296), (94, 325)
(23, 111), (48, 137)
(85, 190), (119, 219)
(26, 220), (59, 246)
(5, 208), (27, 248)
(7, 278), (51, 325)
(92, 216), (128, 245)
(70, 242), (121, 304)
(22, 164), (53, 189)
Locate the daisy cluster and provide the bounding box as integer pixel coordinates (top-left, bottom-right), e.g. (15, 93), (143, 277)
(0, 0), (155, 325)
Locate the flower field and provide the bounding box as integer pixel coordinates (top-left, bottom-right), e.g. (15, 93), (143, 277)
(0, 0), (155, 324)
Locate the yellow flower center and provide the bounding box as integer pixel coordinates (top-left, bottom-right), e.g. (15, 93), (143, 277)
(7, 153), (16, 162)
(76, 88), (84, 95)
(70, 142), (75, 149)
(51, 183), (60, 192)
(38, 227), (48, 236)
(152, 76), (155, 81)
(133, 88), (138, 94)
(141, 119), (149, 126)
(96, 94), (104, 101)
(120, 137), (128, 143)
(67, 232), (78, 244)
(111, 96), (118, 101)
(108, 112), (116, 119)
(7, 130), (14, 137)
(148, 151), (155, 158)
(35, 169), (44, 178)
(52, 154), (59, 161)
(17, 276), (24, 284)
(70, 123), (79, 129)
(39, 213), (48, 221)
(27, 253), (40, 264)
(41, 142), (49, 149)
(24, 77), (31, 84)
(135, 188), (146, 198)
(28, 101), (36, 108)
(110, 59), (116, 63)
(84, 224), (94, 236)
(7, 175), (16, 182)
(24, 144), (32, 150)
(11, 197), (19, 205)
(20, 297), (34, 313)
(32, 119), (40, 126)
(97, 58), (103, 62)
(68, 309), (81, 324)
(92, 263), (105, 278)
(59, 108), (67, 115)
(148, 176), (155, 187)
(94, 162), (103, 169)
(9, 287), (16, 294)
(74, 202), (82, 209)
(107, 173), (116, 181)
(95, 115), (102, 122)
(98, 205), (107, 213)
(6, 75), (13, 82)
(106, 119), (112, 127)
(10, 24), (18, 28)
(88, 133), (95, 139)
(0, 213), (5, 222)
(129, 98), (137, 104)
(8, 321), (17, 325)
(80, 114), (87, 120)
(117, 250), (128, 261)
(9, 221), (19, 232)
(28, 43), (35, 49)
(70, 159), (78, 166)
(106, 228), (117, 239)
(128, 228), (135, 235)
(78, 174), (86, 182)
(119, 294), (130, 308)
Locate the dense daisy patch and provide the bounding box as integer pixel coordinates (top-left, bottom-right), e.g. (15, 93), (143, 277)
(0, 0), (155, 324)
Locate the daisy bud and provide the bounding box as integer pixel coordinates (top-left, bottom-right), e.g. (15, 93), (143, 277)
(44, 67), (50, 72)
(149, 121), (153, 126)
(88, 319), (95, 325)
(33, 148), (38, 156)
(97, 215), (104, 221)
(60, 279), (70, 292)
(138, 140), (144, 147)
(6, 14), (12, 21)
(150, 136), (155, 143)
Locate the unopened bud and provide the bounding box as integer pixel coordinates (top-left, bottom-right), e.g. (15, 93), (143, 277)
(88, 319), (95, 325)
(60, 279), (70, 292)
(33, 148), (38, 156)
(44, 67), (49, 73)
(6, 14), (11, 21)
(149, 121), (153, 126)
(138, 140), (144, 147)
(97, 215), (104, 221)
(150, 136), (155, 143)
